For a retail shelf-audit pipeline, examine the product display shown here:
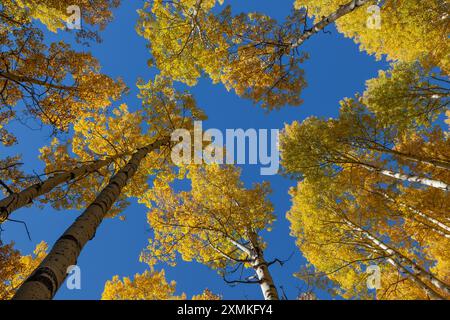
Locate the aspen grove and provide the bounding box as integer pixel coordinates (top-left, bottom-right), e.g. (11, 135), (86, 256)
(0, 0), (448, 301)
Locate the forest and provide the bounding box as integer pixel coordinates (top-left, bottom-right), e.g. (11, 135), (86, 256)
(0, 0), (449, 301)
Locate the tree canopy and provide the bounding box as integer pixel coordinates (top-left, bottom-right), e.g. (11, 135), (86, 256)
(1, 0), (448, 301)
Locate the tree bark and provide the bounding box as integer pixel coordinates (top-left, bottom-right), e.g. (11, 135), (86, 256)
(362, 164), (449, 191)
(378, 169), (449, 191)
(248, 232), (279, 300)
(0, 154), (126, 223)
(385, 256), (445, 300)
(292, 0), (370, 48)
(12, 138), (168, 300)
(367, 145), (450, 171)
(377, 191), (450, 238)
(345, 218), (450, 299)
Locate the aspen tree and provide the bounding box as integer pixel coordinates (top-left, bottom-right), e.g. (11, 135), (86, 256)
(141, 164), (280, 300)
(12, 77), (206, 299)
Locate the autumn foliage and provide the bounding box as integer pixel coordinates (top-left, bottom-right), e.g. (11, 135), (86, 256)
(0, 0), (449, 301)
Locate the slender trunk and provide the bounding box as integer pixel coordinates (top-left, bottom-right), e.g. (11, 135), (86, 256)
(345, 218), (450, 298)
(248, 232), (279, 300)
(0, 154), (125, 223)
(12, 138), (168, 300)
(362, 164), (449, 191)
(378, 169), (449, 191)
(292, 0), (370, 48)
(378, 192), (450, 238)
(0, 71), (75, 91)
(385, 256), (445, 300)
(367, 145), (450, 171)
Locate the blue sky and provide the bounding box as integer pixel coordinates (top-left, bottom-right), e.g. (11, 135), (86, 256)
(1, 0), (388, 299)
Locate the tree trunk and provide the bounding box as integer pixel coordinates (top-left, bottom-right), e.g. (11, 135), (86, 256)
(248, 232), (279, 300)
(378, 169), (449, 191)
(345, 218), (450, 298)
(0, 154), (125, 223)
(377, 191), (450, 238)
(12, 138), (168, 300)
(362, 164), (449, 191)
(385, 256), (445, 300)
(367, 145), (450, 171)
(292, 0), (370, 48)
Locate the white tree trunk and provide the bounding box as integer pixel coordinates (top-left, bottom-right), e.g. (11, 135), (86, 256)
(252, 256), (279, 300)
(379, 192), (450, 238)
(0, 154), (126, 223)
(12, 138), (168, 300)
(379, 169), (449, 191)
(345, 219), (450, 298)
(292, 0), (370, 48)
(384, 256), (445, 300)
(248, 232), (279, 300)
(362, 165), (449, 191)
